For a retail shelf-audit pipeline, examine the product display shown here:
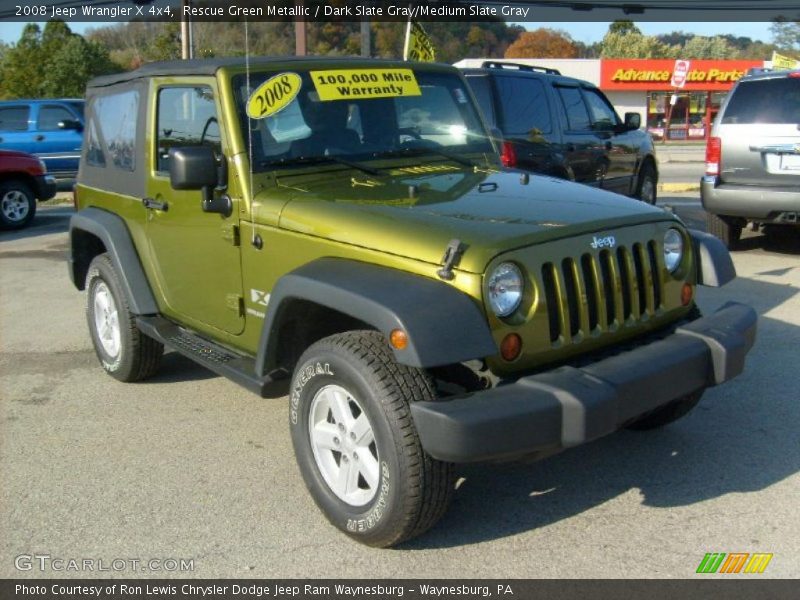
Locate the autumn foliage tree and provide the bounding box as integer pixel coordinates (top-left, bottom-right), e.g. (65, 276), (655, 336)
(504, 28), (579, 59)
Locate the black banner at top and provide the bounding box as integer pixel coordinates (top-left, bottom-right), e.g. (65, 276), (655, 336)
(1, 0), (800, 23)
(2, 579), (800, 600)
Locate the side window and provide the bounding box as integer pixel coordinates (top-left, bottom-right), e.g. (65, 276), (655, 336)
(38, 105), (76, 131)
(582, 88), (619, 131)
(156, 86), (220, 173)
(86, 91), (138, 170)
(0, 106), (30, 131)
(465, 75), (496, 127)
(556, 86), (591, 131)
(494, 76), (553, 135)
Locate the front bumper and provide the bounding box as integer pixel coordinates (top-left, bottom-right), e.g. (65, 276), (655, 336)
(410, 302), (757, 463)
(701, 176), (800, 221)
(33, 175), (57, 201)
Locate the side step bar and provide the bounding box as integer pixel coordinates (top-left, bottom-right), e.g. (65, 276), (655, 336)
(136, 316), (285, 398)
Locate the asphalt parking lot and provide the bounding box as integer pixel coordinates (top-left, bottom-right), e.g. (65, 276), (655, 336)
(1, 197), (798, 578)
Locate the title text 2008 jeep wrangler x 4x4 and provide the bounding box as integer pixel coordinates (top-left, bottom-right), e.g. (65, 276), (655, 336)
(69, 58), (756, 547)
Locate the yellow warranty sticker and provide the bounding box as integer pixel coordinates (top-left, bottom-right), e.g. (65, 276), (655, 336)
(310, 69), (421, 101)
(247, 72), (302, 119)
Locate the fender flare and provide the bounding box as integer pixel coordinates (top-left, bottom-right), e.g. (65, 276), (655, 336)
(689, 229), (736, 287)
(68, 207), (158, 315)
(255, 258), (497, 377)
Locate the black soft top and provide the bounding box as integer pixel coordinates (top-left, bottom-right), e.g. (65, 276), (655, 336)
(87, 56), (452, 88)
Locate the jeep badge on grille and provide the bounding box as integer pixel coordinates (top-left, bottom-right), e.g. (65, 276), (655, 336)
(590, 235), (616, 249)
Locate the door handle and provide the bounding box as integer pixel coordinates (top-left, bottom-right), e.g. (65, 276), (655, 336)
(142, 197), (168, 211)
(35, 134), (45, 141)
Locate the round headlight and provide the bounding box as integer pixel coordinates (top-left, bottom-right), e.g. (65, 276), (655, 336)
(663, 229), (684, 273)
(488, 262), (523, 317)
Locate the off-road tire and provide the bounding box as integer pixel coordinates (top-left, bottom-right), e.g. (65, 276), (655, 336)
(0, 179), (36, 229)
(289, 330), (454, 547)
(86, 254), (163, 382)
(635, 161), (657, 205)
(626, 390), (704, 431)
(707, 212), (742, 249)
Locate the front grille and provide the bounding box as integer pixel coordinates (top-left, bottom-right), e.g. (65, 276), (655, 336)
(541, 241), (662, 345)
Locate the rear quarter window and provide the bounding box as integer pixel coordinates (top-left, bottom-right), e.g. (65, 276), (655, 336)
(86, 91), (139, 170)
(494, 76), (553, 135)
(722, 78), (800, 124)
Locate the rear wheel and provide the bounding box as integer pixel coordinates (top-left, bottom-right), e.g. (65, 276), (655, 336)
(707, 212), (742, 248)
(86, 254), (163, 382)
(289, 331), (454, 547)
(626, 390), (704, 430)
(0, 180), (36, 229)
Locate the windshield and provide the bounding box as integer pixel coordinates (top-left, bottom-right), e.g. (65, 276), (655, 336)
(233, 67), (493, 171)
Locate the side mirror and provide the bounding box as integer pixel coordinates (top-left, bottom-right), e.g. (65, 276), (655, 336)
(168, 146), (232, 217)
(624, 112), (641, 130)
(58, 119), (83, 131)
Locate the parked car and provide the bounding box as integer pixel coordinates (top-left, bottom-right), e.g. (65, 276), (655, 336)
(459, 61), (659, 203)
(0, 99), (84, 185)
(701, 68), (800, 247)
(69, 57), (754, 548)
(0, 149), (56, 229)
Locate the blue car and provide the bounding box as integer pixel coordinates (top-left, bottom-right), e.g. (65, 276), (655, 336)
(0, 99), (84, 184)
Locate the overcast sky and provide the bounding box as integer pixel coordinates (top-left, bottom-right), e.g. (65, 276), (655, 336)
(0, 20), (778, 46)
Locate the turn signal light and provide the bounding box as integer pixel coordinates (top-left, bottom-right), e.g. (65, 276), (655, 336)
(681, 283), (693, 306)
(705, 136), (721, 176)
(389, 329), (408, 350)
(500, 141), (517, 168)
(500, 333), (522, 362)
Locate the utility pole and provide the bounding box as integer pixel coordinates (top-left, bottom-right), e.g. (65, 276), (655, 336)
(361, 19), (370, 57)
(181, 0), (193, 59)
(295, 1), (307, 56)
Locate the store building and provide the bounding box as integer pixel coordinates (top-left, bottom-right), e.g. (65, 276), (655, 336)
(455, 58), (765, 141)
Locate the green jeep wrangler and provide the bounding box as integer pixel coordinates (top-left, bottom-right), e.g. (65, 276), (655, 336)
(69, 57), (756, 547)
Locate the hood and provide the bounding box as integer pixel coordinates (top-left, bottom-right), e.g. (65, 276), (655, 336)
(271, 164), (673, 273)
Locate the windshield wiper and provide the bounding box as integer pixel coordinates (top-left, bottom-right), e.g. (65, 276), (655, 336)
(374, 146), (477, 168)
(263, 155), (381, 177)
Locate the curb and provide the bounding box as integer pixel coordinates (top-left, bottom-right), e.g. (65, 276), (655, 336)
(659, 182), (700, 193)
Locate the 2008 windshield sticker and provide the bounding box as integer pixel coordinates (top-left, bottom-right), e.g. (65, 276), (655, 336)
(310, 69), (421, 101)
(246, 72), (302, 119)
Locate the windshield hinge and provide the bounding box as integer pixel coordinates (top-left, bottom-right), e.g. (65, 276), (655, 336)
(222, 223), (240, 246)
(437, 239), (466, 281)
(226, 293), (244, 316)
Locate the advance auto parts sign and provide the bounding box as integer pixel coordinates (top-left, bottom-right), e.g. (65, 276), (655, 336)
(600, 59), (763, 91)
(310, 68), (421, 101)
(247, 72), (302, 119)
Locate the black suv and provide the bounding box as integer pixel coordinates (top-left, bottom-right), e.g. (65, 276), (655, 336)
(461, 61), (658, 203)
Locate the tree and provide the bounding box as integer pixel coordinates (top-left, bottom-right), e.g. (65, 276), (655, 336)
(771, 19), (800, 52)
(680, 36), (738, 59)
(0, 21), (118, 100)
(609, 20), (641, 36)
(505, 28), (578, 59)
(601, 31), (677, 59)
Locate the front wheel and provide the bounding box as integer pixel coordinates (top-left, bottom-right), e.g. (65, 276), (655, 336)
(635, 162), (657, 205)
(0, 180), (36, 229)
(289, 331), (454, 547)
